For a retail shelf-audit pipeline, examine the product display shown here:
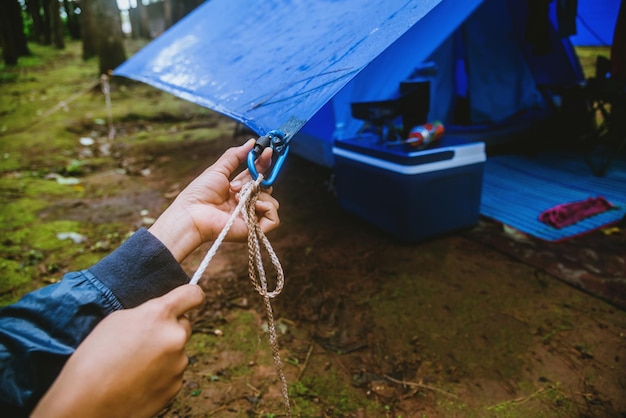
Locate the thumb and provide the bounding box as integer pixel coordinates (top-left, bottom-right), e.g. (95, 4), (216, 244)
(156, 284), (206, 317)
(211, 138), (256, 178)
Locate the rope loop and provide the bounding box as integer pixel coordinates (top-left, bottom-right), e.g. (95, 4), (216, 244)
(243, 181), (285, 299)
(189, 174), (291, 417)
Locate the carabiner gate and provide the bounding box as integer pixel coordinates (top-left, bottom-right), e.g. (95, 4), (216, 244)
(247, 129), (291, 188)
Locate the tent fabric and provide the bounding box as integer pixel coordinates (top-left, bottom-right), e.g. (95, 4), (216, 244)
(115, 0), (618, 168)
(115, 0), (460, 139)
(293, 0), (588, 166)
(326, 0), (485, 142)
(612, 0), (626, 79)
(290, 0), (488, 166)
(462, 0), (543, 124)
(570, 0), (621, 46)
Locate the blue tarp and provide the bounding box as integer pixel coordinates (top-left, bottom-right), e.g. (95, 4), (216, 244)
(115, 0), (474, 139)
(570, 0), (621, 46)
(115, 0), (619, 168)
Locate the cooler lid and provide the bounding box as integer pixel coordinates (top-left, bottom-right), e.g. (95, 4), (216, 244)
(332, 136), (485, 174)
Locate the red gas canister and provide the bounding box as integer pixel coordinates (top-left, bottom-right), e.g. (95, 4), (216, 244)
(406, 121), (444, 148)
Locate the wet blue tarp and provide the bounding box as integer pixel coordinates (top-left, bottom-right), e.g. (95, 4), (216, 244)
(570, 0), (621, 46)
(114, 0), (457, 137)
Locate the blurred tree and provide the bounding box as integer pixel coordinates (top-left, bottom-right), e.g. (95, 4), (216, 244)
(163, 0), (172, 29)
(137, 0), (149, 38)
(63, 0), (81, 40)
(128, 0), (149, 39)
(2, 0), (201, 68)
(41, 0), (52, 44)
(0, 0), (31, 65)
(127, 0), (204, 39)
(93, 0), (126, 75)
(81, 0), (98, 59)
(25, 0), (45, 44)
(173, 0), (204, 24)
(50, 0), (65, 49)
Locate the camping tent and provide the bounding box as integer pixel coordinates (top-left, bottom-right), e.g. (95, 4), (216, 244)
(292, 0), (619, 167)
(115, 0), (620, 167)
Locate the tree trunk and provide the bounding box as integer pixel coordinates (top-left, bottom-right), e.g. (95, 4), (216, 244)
(137, 0), (150, 39)
(81, 0), (97, 60)
(50, 0), (65, 49)
(15, 1), (31, 56)
(26, 0), (45, 44)
(41, 0), (52, 45)
(176, 0), (204, 24)
(0, 0), (31, 65)
(94, 0), (126, 75)
(63, 0), (81, 40)
(128, 6), (141, 39)
(163, 0), (173, 29)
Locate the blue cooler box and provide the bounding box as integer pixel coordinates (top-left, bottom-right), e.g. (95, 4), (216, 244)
(332, 137), (485, 242)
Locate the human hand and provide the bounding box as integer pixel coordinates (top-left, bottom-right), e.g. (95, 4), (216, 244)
(31, 284), (205, 418)
(149, 138), (280, 262)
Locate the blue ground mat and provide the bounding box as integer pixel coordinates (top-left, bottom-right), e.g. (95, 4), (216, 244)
(480, 152), (626, 241)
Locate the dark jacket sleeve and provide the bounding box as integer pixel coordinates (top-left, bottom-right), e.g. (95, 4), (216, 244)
(0, 228), (190, 416)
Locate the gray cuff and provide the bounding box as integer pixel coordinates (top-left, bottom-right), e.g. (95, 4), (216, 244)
(89, 228), (190, 308)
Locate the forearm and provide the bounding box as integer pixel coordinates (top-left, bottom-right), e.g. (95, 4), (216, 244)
(0, 271), (120, 416)
(0, 228), (189, 414)
(148, 206), (201, 264)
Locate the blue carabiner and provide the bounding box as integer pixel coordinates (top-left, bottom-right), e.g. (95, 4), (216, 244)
(247, 129), (290, 188)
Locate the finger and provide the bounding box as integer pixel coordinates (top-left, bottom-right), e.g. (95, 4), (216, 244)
(230, 147), (274, 192)
(255, 199), (280, 232)
(255, 146), (274, 172)
(231, 178), (273, 195)
(256, 192), (280, 210)
(210, 138), (256, 178)
(159, 284), (206, 318)
(177, 315), (193, 339)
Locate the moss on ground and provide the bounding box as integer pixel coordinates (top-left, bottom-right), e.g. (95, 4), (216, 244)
(0, 39), (221, 305)
(291, 371), (383, 417)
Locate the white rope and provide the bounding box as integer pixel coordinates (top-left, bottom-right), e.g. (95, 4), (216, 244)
(189, 174), (291, 417)
(189, 175), (262, 284)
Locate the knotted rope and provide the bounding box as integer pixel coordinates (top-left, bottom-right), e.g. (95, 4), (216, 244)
(189, 175), (291, 417)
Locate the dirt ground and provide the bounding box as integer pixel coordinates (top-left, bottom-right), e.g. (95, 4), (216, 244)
(71, 131), (626, 418)
(137, 136), (626, 418)
(1, 42), (625, 417)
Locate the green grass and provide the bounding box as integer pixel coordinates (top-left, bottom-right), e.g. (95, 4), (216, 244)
(0, 38), (223, 304)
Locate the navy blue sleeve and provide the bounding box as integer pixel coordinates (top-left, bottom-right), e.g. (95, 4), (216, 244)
(90, 228), (190, 308)
(0, 228), (190, 416)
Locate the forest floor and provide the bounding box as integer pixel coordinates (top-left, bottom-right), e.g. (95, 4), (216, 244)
(1, 41), (625, 417)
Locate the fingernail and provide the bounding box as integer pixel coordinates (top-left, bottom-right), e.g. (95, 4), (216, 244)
(231, 179), (242, 188)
